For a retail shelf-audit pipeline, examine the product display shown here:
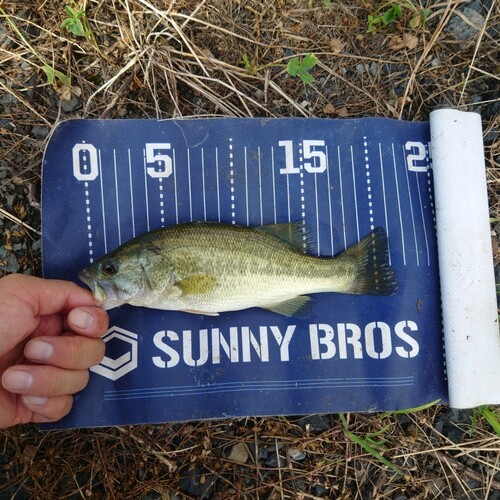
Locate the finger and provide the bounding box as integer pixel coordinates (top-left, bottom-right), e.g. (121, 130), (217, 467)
(66, 306), (109, 338)
(24, 335), (105, 369)
(1, 274), (96, 317)
(22, 395), (73, 423)
(2, 366), (89, 397)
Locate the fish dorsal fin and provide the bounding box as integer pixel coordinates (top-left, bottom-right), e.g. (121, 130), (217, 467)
(255, 222), (311, 252)
(263, 295), (312, 317)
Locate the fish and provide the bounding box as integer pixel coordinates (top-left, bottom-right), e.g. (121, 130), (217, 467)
(78, 221), (397, 317)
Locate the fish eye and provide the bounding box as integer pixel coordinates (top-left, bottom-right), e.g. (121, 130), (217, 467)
(102, 263), (118, 275)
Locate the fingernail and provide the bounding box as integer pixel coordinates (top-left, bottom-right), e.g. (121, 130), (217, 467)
(70, 309), (94, 330)
(2, 370), (33, 391)
(23, 395), (48, 406)
(26, 340), (54, 361)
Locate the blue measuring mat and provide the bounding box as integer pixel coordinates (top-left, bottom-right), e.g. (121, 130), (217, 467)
(42, 117), (446, 428)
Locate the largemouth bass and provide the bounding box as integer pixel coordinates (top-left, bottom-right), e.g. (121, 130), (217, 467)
(79, 222), (397, 316)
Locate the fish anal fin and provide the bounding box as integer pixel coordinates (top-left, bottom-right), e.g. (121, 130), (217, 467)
(175, 273), (217, 295)
(255, 222), (313, 253)
(181, 309), (220, 316)
(263, 295), (312, 317)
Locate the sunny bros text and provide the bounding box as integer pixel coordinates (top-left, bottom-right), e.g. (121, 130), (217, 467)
(152, 320), (419, 368)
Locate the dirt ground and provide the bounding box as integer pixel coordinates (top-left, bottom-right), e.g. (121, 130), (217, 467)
(0, 0), (499, 498)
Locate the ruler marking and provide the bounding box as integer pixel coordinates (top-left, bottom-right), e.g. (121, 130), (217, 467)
(363, 138), (374, 231)
(402, 145), (419, 266)
(201, 148), (207, 221)
(314, 172), (320, 256)
(143, 150), (151, 232)
(187, 148), (193, 222)
(173, 148), (178, 225)
(113, 149), (122, 245)
(378, 143), (391, 265)
(98, 149), (108, 254)
(286, 174), (291, 223)
(229, 139), (235, 225)
(391, 143), (406, 265)
(127, 149), (136, 238)
(325, 146), (334, 256)
(350, 145), (360, 243)
(415, 171), (430, 266)
(244, 146), (249, 226)
(258, 146), (263, 226)
(215, 147), (221, 222)
(338, 146), (347, 250)
(271, 146), (277, 224)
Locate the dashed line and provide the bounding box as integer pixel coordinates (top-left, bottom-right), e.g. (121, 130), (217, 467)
(84, 181), (93, 262)
(159, 178), (164, 226)
(229, 138), (235, 224)
(299, 142), (306, 250)
(363, 138), (374, 231)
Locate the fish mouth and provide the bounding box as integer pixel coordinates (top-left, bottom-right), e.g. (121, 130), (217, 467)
(78, 270), (107, 304)
(78, 270), (126, 310)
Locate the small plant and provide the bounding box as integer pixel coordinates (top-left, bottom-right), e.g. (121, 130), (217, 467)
(61, 0), (104, 56)
(308, 0), (333, 9)
(0, 7), (70, 86)
(340, 414), (402, 475)
(367, 2), (431, 33)
(241, 52), (318, 84)
(286, 53), (318, 84)
(61, 1), (87, 36)
(472, 406), (500, 437)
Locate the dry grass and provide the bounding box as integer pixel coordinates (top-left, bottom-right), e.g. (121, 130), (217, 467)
(0, 0), (499, 498)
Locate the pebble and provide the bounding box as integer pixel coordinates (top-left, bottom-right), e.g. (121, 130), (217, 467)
(178, 468), (216, 499)
(0, 93), (19, 108)
(264, 451), (286, 468)
(0, 247), (20, 273)
(288, 447), (306, 461)
(61, 93), (82, 113)
(355, 63), (365, 74)
(31, 125), (49, 140)
(369, 61), (379, 77)
(446, 7), (485, 41)
(226, 442), (249, 464)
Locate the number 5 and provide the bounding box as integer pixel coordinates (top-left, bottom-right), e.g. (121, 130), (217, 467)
(303, 140), (326, 173)
(146, 143), (173, 178)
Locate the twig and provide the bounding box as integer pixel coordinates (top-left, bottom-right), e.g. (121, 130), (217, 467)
(0, 207), (40, 235)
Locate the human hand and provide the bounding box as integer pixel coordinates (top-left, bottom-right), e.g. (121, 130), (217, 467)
(0, 274), (108, 428)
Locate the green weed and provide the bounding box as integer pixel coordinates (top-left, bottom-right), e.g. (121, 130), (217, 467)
(61, 0), (104, 57)
(241, 53), (318, 84)
(340, 413), (402, 475)
(308, 0), (333, 9)
(367, 2), (431, 33)
(0, 7), (70, 86)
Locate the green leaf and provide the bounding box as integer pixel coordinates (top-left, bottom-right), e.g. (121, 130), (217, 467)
(286, 57), (300, 76)
(298, 69), (314, 84)
(300, 53), (318, 70)
(480, 406), (500, 437)
(42, 65), (70, 86)
(42, 65), (55, 85)
(69, 18), (85, 36)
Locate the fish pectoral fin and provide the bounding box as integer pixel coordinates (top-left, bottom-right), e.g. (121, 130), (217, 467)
(263, 296), (312, 317)
(175, 273), (217, 296)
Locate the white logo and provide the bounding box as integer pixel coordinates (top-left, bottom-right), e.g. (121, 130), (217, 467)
(90, 326), (138, 380)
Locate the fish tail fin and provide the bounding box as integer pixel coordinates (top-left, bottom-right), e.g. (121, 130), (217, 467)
(340, 227), (398, 296)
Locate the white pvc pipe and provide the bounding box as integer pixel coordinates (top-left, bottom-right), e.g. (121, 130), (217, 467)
(430, 109), (499, 408)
